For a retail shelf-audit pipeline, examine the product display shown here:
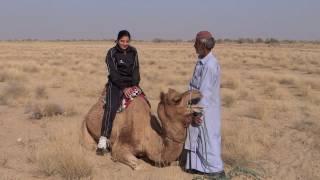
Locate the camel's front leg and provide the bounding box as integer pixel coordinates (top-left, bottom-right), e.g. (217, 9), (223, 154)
(111, 145), (143, 170)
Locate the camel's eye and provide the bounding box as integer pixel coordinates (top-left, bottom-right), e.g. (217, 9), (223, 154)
(188, 97), (201, 105)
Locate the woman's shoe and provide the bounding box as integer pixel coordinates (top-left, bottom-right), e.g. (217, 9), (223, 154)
(96, 136), (110, 156)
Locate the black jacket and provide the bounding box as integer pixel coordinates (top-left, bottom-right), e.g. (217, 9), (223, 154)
(106, 44), (140, 89)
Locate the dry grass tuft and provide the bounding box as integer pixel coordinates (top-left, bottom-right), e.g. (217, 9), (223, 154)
(4, 82), (27, 98)
(37, 149), (58, 176)
(0, 95), (8, 105)
(43, 103), (64, 117)
(222, 92), (236, 107)
(37, 139), (93, 179)
(278, 76), (296, 86)
(305, 80), (320, 91)
(297, 85), (311, 98)
(243, 102), (266, 120)
(0, 70), (25, 82)
(262, 83), (287, 99)
(221, 77), (239, 90)
(22, 65), (40, 73)
(63, 106), (78, 117)
(237, 88), (249, 100)
(25, 102), (65, 119)
(25, 103), (43, 119)
(222, 120), (269, 174)
(0, 72), (10, 82)
(35, 86), (48, 99)
(0, 82), (27, 105)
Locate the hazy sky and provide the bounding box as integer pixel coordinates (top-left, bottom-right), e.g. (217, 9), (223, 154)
(0, 0), (319, 40)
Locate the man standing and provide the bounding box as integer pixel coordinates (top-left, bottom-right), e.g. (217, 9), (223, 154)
(184, 31), (226, 178)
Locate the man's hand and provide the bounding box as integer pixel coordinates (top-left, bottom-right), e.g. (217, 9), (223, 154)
(193, 115), (203, 126)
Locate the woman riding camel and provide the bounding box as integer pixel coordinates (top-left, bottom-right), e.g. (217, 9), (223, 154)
(96, 30), (141, 155)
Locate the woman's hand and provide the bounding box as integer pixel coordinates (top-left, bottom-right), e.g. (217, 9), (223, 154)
(123, 88), (132, 98)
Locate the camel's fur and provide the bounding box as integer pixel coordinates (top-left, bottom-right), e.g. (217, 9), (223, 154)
(81, 88), (202, 169)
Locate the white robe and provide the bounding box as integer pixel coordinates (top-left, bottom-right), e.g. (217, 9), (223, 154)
(184, 52), (224, 173)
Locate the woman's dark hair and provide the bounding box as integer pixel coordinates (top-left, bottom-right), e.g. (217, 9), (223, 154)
(117, 30), (131, 41)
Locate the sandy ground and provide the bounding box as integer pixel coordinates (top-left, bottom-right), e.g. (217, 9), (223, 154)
(0, 41), (319, 180)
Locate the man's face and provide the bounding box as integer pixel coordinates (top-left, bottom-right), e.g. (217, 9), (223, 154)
(194, 39), (206, 56)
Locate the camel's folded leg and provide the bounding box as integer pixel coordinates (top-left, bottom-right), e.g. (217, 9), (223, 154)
(80, 120), (96, 151)
(170, 161), (179, 166)
(111, 145), (143, 170)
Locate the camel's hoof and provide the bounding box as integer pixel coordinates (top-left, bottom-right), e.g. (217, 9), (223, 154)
(111, 156), (118, 162)
(132, 163), (145, 170)
(96, 148), (109, 156)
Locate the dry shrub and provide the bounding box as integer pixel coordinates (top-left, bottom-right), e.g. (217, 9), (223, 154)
(263, 83), (277, 96)
(0, 70), (25, 82)
(221, 77), (239, 90)
(0, 72), (10, 82)
(157, 65), (166, 70)
(25, 102), (65, 119)
(25, 103), (43, 119)
(263, 83), (285, 99)
(270, 101), (289, 118)
(243, 102), (266, 120)
(0, 95), (8, 105)
(222, 92), (236, 107)
(0, 154), (9, 167)
(0, 82), (27, 105)
(37, 149), (58, 176)
(237, 88), (249, 100)
(278, 76), (296, 86)
(37, 138), (93, 179)
(22, 65), (39, 73)
(291, 80), (318, 101)
(5, 82), (27, 98)
(57, 153), (93, 180)
(35, 86), (48, 99)
(178, 70), (188, 76)
(148, 60), (156, 65)
(64, 106), (78, 117)
(26, 102), (78, 119)
(222, 121), (268, 178)
(305, 79), (320, 91)
(50, 81), (62, 88)
(43, 103), (64, 117)
(297, 85), (311, 98)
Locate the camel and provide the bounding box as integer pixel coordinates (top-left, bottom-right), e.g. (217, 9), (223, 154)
(80, 88), (202, 169)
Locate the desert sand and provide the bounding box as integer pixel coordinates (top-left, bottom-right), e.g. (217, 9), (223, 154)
(0, 41), (319, 179)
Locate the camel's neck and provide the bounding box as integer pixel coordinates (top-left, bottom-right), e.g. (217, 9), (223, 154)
(160, 124), (186, 163)
(156, 102), (187, 163)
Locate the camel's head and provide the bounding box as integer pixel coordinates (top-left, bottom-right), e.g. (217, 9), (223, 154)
(158, 88), (202, 128)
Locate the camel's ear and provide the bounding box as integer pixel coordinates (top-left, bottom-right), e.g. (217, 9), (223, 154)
(168, 88), (177, 95)
(160, 92), (166, 103)
(167, 88), (183, 104)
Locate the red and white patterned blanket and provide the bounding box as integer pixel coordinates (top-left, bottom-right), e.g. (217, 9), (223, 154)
(117, 86), (150, 112)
